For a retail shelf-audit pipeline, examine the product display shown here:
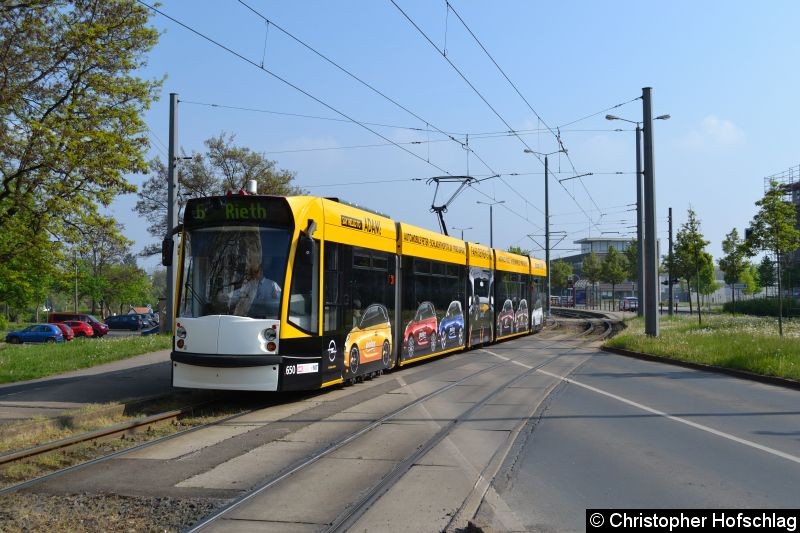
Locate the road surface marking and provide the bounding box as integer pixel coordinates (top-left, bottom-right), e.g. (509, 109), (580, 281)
(536, 368), (800, 466)
(481, 349), (800, 465)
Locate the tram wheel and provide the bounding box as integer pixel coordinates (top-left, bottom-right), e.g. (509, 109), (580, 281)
(350, 345), (360, 376)
(381, 340), (391, 367)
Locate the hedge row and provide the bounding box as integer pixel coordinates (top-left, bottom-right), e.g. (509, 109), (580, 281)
(722, 298), (800, 317)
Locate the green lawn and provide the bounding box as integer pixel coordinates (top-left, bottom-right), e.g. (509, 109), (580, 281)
(604, 315), (800, 381)
(0, 335), (172, 383)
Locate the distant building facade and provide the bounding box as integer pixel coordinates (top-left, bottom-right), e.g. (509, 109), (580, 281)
(558, 237), (637, 303)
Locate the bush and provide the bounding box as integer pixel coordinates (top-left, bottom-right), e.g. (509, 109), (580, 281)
(723, 298), (800, 317)
(0, 314), (7, 332)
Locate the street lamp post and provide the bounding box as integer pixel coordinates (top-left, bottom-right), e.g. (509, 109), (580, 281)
(451, 226), (472, 240)
(642, 87), (659, 336)
(523, 148), (566, 317)
(166, 93), (179, 334)
(476, 200), (504, 248)
(606, 109), (669, 320)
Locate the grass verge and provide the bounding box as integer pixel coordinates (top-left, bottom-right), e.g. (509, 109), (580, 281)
(0, 334), (172, 384)
(604, 315), (800, 381)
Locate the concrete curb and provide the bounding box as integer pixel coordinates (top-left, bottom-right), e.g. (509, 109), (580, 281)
(601, 346), (800, 392)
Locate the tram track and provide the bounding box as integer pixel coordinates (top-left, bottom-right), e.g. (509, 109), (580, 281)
(0, 323), (616, 532)
(324, 350), (570, 533)
(187, 328), (606, 532)
(0, 336), (573, 500)
(0, 397), (275, 495)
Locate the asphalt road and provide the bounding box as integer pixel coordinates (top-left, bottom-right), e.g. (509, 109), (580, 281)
(5, 325), (799, 532)
(477, 351), (800, 531)
(0, 349), (172, 423)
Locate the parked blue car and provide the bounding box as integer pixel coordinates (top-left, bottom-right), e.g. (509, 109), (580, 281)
(104, 314), (143, 331)
(5, 324), (65, 344)
(438, 300), (465, 350)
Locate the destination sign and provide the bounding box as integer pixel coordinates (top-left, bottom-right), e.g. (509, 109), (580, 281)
(184, 196), (293, 227)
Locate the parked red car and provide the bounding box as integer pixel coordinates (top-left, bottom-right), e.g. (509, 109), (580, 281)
(50, 322), (75, 341)
(403, 301), (438, 359)
(63, 320), (94, 338)
(48, 312), (108, 337)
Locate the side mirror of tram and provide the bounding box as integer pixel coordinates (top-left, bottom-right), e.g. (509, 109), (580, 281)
(298, 219), (317, 266)
(298, 235), (315, 265)
(161, 237), (174, 267)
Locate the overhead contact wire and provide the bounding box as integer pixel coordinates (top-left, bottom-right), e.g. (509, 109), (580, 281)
(236, 0), (499, 177)
(136, 1), (453, 177)
(390, 0), (598, 225)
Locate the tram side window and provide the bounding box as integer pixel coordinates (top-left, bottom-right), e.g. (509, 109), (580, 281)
(288, 238), (320, 334)
(349, 247), (395, 330)
(324, 243), (342, 333)
(402, 257), (465, 328)
(532, 278), (542, 308)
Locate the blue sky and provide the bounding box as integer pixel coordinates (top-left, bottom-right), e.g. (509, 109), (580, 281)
(113, 1), (800, 271)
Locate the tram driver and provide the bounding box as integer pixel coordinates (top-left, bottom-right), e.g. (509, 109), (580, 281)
(228, 244), (282, 318)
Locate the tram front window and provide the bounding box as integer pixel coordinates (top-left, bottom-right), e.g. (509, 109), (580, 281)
(179, 226), (291, 319)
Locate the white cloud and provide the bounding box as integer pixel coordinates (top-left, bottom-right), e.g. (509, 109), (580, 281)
(678, 115), (745, 150)
(701, 116), (746, 145)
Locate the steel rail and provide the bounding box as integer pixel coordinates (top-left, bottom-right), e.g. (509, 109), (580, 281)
(0, 401), (261, 496)
(326, 347), (572, 532)
(189, 330), (591, 532)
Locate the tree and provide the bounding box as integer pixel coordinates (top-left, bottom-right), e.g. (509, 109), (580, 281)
(550, 259), (573, 295)
(507, 245), (531, 256)
(740, 264), (761, 298)
(745, 180), (800, 335)
(623, 240), (638, 283)
(601, 246), (627, 308)
(697, 253), (719, 310)
(149, 268), (167, 305)
(674, 208), (710, 325)
(757, 256), (776, 297)
(718, 228), (748, 314)
(103, 263), (153, 315)
(0, 218), (57, 316)
(135, 133), (304, 256)
(0, 1), (161, 265)
(68, 217), (133, 315)
(581, 252), (602, 309)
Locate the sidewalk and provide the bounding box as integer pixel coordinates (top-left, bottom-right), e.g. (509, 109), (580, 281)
(0, 350), (172, 424)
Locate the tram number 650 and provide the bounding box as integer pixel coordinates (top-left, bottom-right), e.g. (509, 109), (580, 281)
(285, 365), (296, 375)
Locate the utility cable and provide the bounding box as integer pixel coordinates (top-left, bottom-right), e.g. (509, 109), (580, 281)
(390, 0), (603, 228)
(446, 0), (615, 224)
(180, 100), (438, 132)
(236, 0), (499, 178)
(468, 181), (544, 232)
(557, 96), (642, 129)
(137, 0), (453, 177)
(388, 0), (567, 222)
(182, 99), (631, 138)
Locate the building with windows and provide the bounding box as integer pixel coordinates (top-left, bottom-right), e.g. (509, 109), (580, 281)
(556, 237), (637, 306)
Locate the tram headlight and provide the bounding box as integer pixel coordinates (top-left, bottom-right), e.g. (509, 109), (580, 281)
(262, 327), (277, 342)
(176, 325), (187, 339)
